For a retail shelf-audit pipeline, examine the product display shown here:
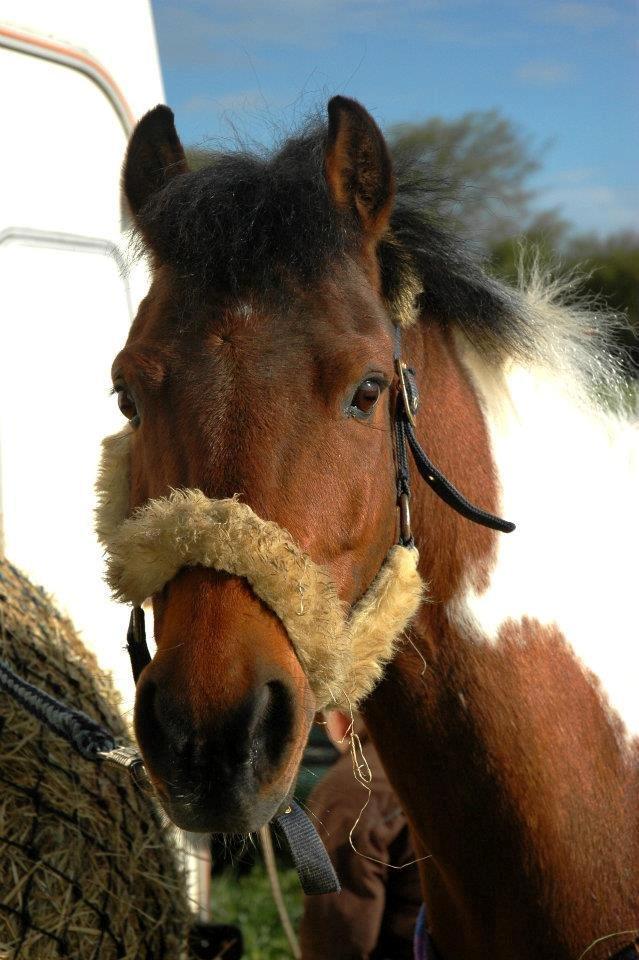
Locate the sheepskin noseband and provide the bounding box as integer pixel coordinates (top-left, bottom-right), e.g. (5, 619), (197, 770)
(96, 428), (423, 709)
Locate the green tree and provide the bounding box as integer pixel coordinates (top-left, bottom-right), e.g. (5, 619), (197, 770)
(491, 229), (639, 328)
(387, 110), (549, 248)
(565, 232), (639, 324)
(187, 147), (218, 172)
(489, 209), (569, 279)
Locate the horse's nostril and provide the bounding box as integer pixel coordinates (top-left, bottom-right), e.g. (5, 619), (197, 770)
(250, 679), (294, 776)
(135, 679), (193, 769)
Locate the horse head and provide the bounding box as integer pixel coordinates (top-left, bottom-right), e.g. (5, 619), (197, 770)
(101, 98), (417, 833)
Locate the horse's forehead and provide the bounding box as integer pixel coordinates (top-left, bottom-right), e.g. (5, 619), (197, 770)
(137, 252), (384, 329)
(128, 274), (391, 379)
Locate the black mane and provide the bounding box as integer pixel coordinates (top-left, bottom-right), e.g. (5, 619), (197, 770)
(135, 121), (530, 357)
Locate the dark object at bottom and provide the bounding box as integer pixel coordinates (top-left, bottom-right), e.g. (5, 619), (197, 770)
(188, 922), (243, 959)
(610, 939), (639, 960)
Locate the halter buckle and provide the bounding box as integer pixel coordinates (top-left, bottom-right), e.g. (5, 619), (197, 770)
(395, 357), (417, 428)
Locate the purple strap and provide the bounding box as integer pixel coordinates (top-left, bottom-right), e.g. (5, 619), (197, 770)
(414, 906), (637, 960)
(413, 904), (427, 960)
(414, 904), (440, 960)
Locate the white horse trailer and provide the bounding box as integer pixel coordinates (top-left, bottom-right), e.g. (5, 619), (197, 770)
(0, 3), (214, 924)
(0, 1), (163, 704)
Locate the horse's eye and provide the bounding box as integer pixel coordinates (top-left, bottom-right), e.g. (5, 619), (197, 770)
(350, 379), (382, 416)
(116, 387), (138, 424)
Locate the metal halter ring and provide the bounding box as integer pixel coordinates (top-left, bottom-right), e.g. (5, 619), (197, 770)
(394, 356), (417, 428)
(399, 492), (412, 543)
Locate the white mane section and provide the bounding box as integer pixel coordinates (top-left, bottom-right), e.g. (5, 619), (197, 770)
(450, 277), (639, 740)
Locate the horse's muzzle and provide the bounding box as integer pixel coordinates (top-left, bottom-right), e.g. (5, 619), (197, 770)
(135, 673), (300, 833)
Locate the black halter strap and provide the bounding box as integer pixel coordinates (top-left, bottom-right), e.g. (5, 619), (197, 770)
(392, 325), (515, 545)
(127, 605), (151, 683)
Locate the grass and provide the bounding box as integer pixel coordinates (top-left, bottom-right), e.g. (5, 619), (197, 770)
(211, 863), (303, 960)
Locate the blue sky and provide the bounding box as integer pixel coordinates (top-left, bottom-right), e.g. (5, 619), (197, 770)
(152, 0), (638, 237)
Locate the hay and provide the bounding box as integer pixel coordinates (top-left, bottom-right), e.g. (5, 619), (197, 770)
(0, 558), (191, 959)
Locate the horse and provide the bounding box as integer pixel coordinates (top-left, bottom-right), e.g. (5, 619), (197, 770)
(98, 97), (639, 959)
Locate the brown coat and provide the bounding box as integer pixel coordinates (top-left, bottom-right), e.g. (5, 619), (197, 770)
(300, 739), (422, 959)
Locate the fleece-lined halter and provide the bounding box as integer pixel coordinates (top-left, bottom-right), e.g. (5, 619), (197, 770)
(96, 328), (514, 709)
(95, 326), (515, 900)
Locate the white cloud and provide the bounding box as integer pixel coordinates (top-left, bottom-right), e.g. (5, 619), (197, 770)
(184, 90), (266, 114)
(154, 0), (395, 65)
(516, 61), (575, 86)
(154, 0), (494, 67)
(539, 171), (639, 234)
(548, 167), (597, 185)
(541, 2), (619, 30)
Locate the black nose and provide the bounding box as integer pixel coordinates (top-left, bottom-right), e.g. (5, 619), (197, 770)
(134, 677), (295, 831)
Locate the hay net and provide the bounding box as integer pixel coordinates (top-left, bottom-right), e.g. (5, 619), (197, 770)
(0, 557), (190, 960)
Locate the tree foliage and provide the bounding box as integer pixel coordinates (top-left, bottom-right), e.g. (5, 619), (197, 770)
(387, 110), (544, 247)
(490, 230), (639, 334)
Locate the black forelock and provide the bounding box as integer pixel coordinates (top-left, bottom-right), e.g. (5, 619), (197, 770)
(135, 123), (352, 294)
(133, 118), (523, 351)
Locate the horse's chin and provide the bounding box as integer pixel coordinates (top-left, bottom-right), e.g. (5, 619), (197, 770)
(155, 780), (294, 836)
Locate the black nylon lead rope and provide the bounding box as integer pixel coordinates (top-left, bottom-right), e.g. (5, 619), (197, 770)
(0, 658), (116, 760)
(0, 656), (147, 784)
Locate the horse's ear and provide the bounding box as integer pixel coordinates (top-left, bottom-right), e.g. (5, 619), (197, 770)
(325, 96), (394, 242)
(123, 105), (188, 218)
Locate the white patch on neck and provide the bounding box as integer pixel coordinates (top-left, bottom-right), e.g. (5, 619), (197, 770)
(449, 335), (639, 741)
